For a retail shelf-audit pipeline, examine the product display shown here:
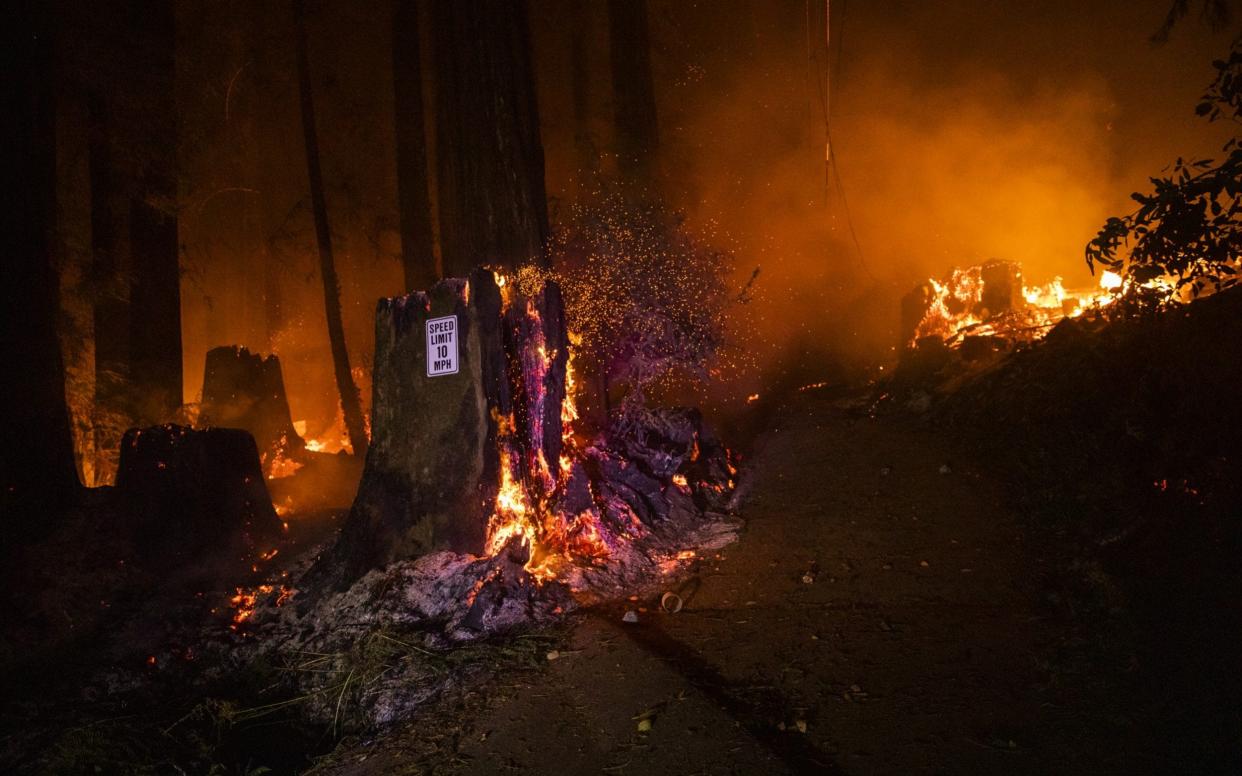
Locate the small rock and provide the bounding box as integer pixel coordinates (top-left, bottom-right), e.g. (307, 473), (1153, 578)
(850, 684), (862, 693)
(938, 464), (952, 475)
(880, 466), (892, 476)
(801, 572), (815, 585)
(919, 560), (929, 568)
(546, 650), (560, 661)
(622, 610), (639, 624)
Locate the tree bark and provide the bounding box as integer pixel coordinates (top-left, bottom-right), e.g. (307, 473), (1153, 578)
(304, 269), (568, 593)
(1, 1), (81, 514)
(607, 0), (660, 182)
(570, 0), (599, 193)
(126, 0), (182, 425)
(87, 93), (130, 412)
(294, 0), (369, 458)
(392, 0), (438, 292)
(200, 345), (303, 464)
(432, 0), (550, 275)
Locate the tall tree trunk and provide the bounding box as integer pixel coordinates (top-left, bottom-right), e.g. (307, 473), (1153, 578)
(607, 0), (660, 182)
(392, 0), (437, 292)
(248, 12), (291, 351)
(432, 0), (549, 276)
(87, 94), (130, 413)
(1, 1), (81, 514)
(569, 0), (599, 193)
(127, 0), (182, 424)
(294, 0), (369, 458)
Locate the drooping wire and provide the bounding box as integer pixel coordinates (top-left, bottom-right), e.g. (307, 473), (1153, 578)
(806, 0), (875, 281)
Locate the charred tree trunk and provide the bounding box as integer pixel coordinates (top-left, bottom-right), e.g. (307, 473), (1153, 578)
(304, 269), (568, 593)
(294, 0), (368, 458)
(432, 0), (549, 275)
(201, 345), (303, 465)
(127, 1), (182, 425)
(1, 2), (81, 514)
(607, 0), (660, 182)
(115, 425), (282, 572)
(392, 0), (437, 291)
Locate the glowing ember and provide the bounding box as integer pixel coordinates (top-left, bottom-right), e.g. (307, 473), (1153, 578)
(303, 406), (357, 455)
(230, 584), (272, 628)
(229, 583), (294, 629)
(265, 449), (303, 480)
(479, 272), (613, 582)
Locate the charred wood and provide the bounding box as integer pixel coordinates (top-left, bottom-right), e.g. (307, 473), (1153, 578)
(200, 345), (304, 465)
(115, 425), (282, 571)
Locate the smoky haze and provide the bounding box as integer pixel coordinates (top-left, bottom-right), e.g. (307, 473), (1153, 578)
(170, 0), (1232, 435)
(605, 0), (1232, 372)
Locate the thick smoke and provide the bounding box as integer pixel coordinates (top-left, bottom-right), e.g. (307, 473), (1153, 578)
(637, 0), (1234, 372)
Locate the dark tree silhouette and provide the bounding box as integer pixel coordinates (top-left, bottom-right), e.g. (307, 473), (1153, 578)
(1, 2), (80, 514)
(1086, 41), (1242, 307)
(86, 93), (129, 417)
(432, 0), (550, 275)
(570, 0), (600, 192)
(1153, 0), (1236, 42)
(126, 1), (182, 425)
(392, 0), (438, 291)
(294, 0), (369, 457)
(607, 0), (660, 181)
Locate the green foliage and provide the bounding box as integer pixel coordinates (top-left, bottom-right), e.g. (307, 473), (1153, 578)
(1086, 39), (1242, 310)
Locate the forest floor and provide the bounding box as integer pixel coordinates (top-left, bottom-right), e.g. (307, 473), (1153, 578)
(310, 388), (1238, 776)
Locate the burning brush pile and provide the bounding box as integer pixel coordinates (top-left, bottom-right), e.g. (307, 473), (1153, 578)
(215, 268), (740, 728)
(902, 259), (1125, 351)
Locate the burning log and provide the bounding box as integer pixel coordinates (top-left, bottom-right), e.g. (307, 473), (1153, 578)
(114, 424), (282, 570)
(200, 346), (304, 468)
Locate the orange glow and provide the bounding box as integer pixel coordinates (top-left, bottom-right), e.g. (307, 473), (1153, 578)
(911, 264), (1127, 346)
(229, 584), (272, 628)
(229, 583), (293, 629)
(265, 449), (303, 480)
(479, 272), (612, 583)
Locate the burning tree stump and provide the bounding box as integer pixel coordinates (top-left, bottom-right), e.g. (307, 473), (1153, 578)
(309, 268), (569, 590)
(114, 424), (282, 569)
(290, 265), (742, 632)
(200, 345), (304, 467)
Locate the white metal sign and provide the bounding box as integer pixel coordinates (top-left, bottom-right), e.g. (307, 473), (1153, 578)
(425, 315), (459, 377)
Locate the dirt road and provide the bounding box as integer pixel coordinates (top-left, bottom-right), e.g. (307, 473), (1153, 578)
(314, 393), (1161, 775)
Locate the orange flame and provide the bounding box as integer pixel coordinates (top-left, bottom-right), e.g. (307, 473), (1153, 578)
(481, 272), (608, 582)
(911, 265), (1129, 346)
